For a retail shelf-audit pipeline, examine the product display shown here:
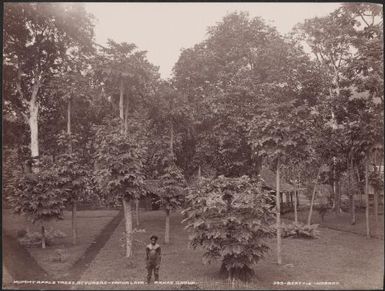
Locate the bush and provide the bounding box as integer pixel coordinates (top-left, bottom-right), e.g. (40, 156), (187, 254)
(18, 231), (44, 247)
(18, 228), (67, 247)
(182, 175), (275, 281)
(52, 249), (69, 262)
(17, 229), (27, 238)
(281, 222), (320, 239)
(7, 156), (67, 224)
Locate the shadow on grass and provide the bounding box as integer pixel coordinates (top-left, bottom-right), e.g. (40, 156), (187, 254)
(3, 210), (123, 290)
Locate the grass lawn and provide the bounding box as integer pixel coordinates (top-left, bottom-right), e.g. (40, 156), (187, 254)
(78, 210), (384, 290)
(283, 208), (384, 239)
(2, 209), (119, 279)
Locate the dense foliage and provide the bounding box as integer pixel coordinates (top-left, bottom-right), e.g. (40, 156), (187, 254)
(182, 176), (275, 281)
(8, 156), (67, 223)
(3, 1), (383, 264)
(93, 117), (148, 205)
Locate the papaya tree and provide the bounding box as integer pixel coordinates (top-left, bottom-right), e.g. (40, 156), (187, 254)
(97, 40), (159, 225)
(7, 155), (68, 248)
(182, 175), (275, 281)
(157, 154), (186, 244)
(47, 53), (99, 244)
(93, 115), (149, 257)
(342, 3), (383, 236)
(55, 132), (91, 245)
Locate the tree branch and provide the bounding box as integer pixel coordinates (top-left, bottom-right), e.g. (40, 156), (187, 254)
(16, 68), (25, 100)
(10, 104), (29, 124)
(30, 78), (41, 105)
(357, 10), (370, 27)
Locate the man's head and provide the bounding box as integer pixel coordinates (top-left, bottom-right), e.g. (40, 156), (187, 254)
(150, 235), (158, 245)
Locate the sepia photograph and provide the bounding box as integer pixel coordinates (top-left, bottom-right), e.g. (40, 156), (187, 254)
(2, 1), (384, 290)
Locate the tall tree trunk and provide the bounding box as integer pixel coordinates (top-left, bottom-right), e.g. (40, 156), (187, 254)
(355, 166), (363, 207)
(41, 225), (46, 249)
(123, 198), (133, 257)
(350, 158), (356, 225)
(335, 180), (342, 215)
(119, 78), (125, 133)
(255, 155), (263, 177)
(170, 121), (174, 154)
(198, 165), (201, 181)
(67, 98), (72, 152)
(124, 101), (129, 136)
(67, 98), (77, 245)
(294, 184), (298, 224)
(29, 97), (39, 173)
(275, 159), (282, 265)
(135, 199), (140, 227)
(373, 155), (379, 237)
(307, 167), (321, 226)
(165, 208), (170, 244)
(365, 154), (371, 238)
(332, 157), (336, 210)
(72, 200), (78, 245)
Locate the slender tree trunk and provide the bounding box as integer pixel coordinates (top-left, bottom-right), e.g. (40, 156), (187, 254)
(119, 78), (125, 134)
(373, 173), (379, 237)
(72, 200), (78, 245)
(165, 208), (170, 244)
(372, 150), (380, 237)
(356, 167), (363, 207)
(124, 101), (129, 136)
(335, 180), (342, 215)
(350, 159), (356, 225)
(347, 155), (353, 224)
(67, 98), (72, 152)
(275, 159), (282, 265)
(135, 199), (140, 227)
(119, 79), (124, 120)
(332, 157), (336, 210)
(255, 155), (263, 177)
(307, 167), (321, 226)
(198, 165), (201, 181)
(41, 225), (46, 249)
(120, 81), (133, 257)
(67, 98), (77, 245)
(123, 198), (133, 257)
(294, 187), (298, 224)
(29, 98), (39, 173)
(170, 121), (174, 154)
(365, 154), (371, 238)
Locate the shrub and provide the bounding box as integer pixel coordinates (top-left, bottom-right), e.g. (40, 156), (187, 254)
(52, 249), (69, 262)
(281, 222), (320, 239)
(182, 175), (275, 281)
(18, 228), (67, 247)
(18, 230), (44, 247)
(17, 229), (27, 238)
(8, 156), (68, 223)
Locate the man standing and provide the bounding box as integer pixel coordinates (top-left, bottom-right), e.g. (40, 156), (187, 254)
(146, 235), (161, 283)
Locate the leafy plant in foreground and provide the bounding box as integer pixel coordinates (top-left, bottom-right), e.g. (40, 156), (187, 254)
(182, 175), (275, 281)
